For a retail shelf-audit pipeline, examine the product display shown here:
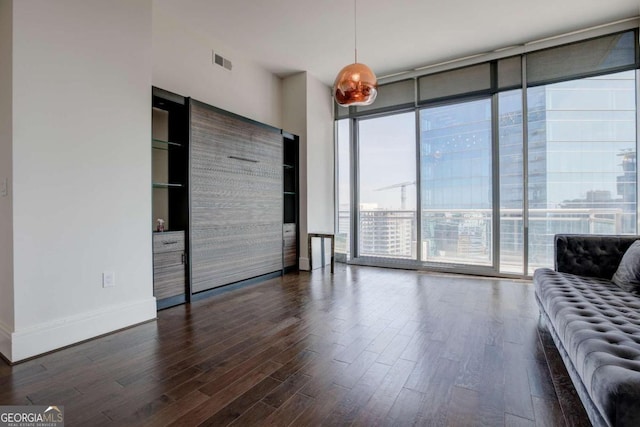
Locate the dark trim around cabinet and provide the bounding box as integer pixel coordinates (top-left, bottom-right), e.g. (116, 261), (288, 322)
(153, 87), (186, 105)
(190, 271), (283, 303)
(186, 95), (193, 304)
(282, 131), (299, 271)
(152, 87), (190, 310)
(157, 294), (187, 310)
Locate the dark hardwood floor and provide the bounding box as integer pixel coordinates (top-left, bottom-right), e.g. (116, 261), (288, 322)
(0, 265), (590, 426)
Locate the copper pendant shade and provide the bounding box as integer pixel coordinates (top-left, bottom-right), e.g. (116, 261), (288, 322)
(333, 63), (377, 106)
(333, 0), (377, 107)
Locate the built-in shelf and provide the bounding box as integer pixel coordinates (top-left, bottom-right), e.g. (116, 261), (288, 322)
(282, 133), (299, 251)
(152, 87), (190, 310)
(152, 138), (183, 149)
(153, 183), (184, 189)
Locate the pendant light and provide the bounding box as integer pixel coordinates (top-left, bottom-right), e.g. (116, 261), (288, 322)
(333, 0), (377, 107)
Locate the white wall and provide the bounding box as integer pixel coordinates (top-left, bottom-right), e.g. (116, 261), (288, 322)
(306, 75), (335, 237)
(282, 72), (334, 270)
(9, 0), (155, 362)
(152, 8), (282, 128)
(306, 74), (335, 269)
(0, 0), (14, 359)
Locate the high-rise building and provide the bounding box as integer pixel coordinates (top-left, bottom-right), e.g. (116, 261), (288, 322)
(358, 207), (415, 259)
(417, 71), (636, 269)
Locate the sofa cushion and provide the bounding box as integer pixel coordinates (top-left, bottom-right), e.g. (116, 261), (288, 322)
(612, 240), (640, 293)
(534, 268), (640, 425)
(555, 235), (638, 280)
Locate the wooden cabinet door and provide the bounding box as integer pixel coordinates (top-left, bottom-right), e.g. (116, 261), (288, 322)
(283, 223), (297, 268)
(190, 101), (283, 292)
(153, 231), (186, 299)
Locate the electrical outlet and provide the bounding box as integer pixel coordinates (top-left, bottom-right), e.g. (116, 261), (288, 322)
(102, 271), (115, 288)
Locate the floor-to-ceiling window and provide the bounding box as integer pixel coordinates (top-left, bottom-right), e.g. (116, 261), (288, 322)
(335, 27), (639, 277)
(499, 90), (525, 274)
(420, 99), (493, 266)
(336, 119), (351, 260)
(358, 112), (417, 259)
(526, 71), (637, 274)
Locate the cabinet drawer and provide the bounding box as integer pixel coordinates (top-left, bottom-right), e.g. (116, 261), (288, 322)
(154, 251), (185, 269)
(153, 231), (185, 253)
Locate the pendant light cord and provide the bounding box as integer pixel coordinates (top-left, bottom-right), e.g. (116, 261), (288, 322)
(354, 0), (358, 63)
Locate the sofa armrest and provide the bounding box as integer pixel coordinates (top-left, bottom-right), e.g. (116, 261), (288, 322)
(554, 234), (639, 279)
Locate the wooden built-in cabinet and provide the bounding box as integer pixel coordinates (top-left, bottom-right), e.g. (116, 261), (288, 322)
(152, 88), (189, 309)
(151, 87), (299, 308)
(283, 132), (299, 271)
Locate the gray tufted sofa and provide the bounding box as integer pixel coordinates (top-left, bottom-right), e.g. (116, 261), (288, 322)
(534, 234), (640, 427)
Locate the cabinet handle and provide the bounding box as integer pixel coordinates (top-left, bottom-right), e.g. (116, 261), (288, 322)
(229, 155), (259, 163)
(163, 241), (179, 245)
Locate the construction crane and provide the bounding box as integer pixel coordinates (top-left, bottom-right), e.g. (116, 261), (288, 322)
(374, 181), (415, 210)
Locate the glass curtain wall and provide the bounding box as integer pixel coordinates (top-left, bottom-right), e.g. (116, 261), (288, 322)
(527, 71), (637, 274)
(335, 28), (639, 277)
(358, 112), (417, 259)
(420, 99), (493, 266)
(336, 119), (351, 259)
(499, 90), (525, 274)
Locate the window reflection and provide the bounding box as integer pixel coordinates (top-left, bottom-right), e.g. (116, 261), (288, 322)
(420, 99), (493, 266)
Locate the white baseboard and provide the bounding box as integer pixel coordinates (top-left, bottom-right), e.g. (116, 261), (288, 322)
(0, 322), (11, 362)
(9, 298), (157, 363)
(299, 257), (310, 271)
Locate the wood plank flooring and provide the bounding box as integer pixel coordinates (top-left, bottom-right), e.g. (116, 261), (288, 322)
(0, 265), (590, 426)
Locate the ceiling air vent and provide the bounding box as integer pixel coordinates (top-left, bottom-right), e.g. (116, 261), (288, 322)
(213, 52), (232, 71)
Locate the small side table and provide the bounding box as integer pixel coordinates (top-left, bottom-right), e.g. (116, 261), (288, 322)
(307, 233), (335, 273)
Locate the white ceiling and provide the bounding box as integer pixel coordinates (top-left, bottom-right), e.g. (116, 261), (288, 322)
(154, 0), (640, 86)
